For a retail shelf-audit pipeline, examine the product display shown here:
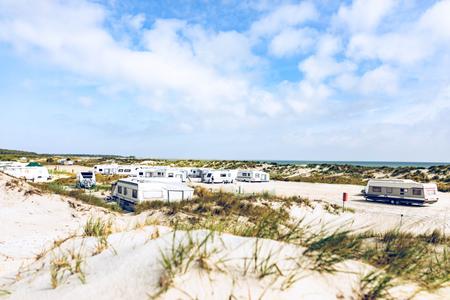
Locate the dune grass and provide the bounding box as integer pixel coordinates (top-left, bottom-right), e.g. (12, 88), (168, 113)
(32, 182), (122, 212)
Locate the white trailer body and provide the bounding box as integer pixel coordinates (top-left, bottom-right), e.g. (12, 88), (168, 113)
(3, 165), (50, 182)
(77, 171), (96, 189)
(116, 165), (141, 176)
(236, 170), (269, 182)
(364, 179), (438, 205)
(111, 178), (194, 211)
(202, 170), (236, 184)
(94, 164), (118, 175)
(136, 167), (186, 182)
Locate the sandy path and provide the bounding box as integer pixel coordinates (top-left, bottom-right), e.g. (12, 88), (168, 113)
(192, 181), (450, 234)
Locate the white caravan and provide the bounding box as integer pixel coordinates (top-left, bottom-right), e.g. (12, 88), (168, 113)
(364, 179), (438, 205)
(111, 178), (194, 211)
(3, 162), (50, 182)
(202, 170), (236, 184)
(136, 167), (186, 182)
(236, 170), (270, 182)
(77, 171), (96, 189)
(93, 164), (119, 175)
(116, 165), (141, 176)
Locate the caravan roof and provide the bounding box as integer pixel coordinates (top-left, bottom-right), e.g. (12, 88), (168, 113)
(367, 179), (432, 189)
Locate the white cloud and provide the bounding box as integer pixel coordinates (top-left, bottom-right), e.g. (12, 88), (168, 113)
(359, 65), (398, 95)
(283, 81), (332, 114)
(345, 0), (450, 65)
(334, 0), (397, 33)
(250, 2), (318, 37)
(269, 27), (316, 57)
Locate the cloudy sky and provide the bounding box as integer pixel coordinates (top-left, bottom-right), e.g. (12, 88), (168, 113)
(0, 0), (449, 161)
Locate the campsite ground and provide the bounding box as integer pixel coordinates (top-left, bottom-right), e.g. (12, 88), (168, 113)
(192, 180), (450, 235)
(1, 172), (449, 299)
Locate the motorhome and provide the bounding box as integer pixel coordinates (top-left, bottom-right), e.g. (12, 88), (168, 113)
(2, 162), (50, 182)
(93, 164), (119, 175)
(236, 170), (270, 182)
(77, 171), (96, 189)
(364, 179), (438, 205)
(136, 167), (186, 182)
(111, 178), (194, 211)
(202, 170), (236, 184)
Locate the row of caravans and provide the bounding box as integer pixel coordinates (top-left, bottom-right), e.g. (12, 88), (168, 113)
(93, 164), (270, 184)
(364, 179), (439, 205)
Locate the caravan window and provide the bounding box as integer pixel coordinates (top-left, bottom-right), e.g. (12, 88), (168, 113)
(255, 173), (260, 178)
(220, 173), (227, 177)
(118, 169), (123, 172)
(99, 169), (103, 172)
(372, 186), (382, 193)
(132, 189), (138, 198)
(412, 189), (422, 196)
(124, 169), (131, 172)
(168, 173), (174, 177)
(139, 172), (143, 176)
(386, 187), (393, 194)
(118, 186), (122, 194)
(123, 187), (128, 195)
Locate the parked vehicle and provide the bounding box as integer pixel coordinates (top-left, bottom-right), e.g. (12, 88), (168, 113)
(77, 171), (96, 189)
(2, 162), (50, 182)
(363, 179), (438, 205)
(136, 167), (186, 182)
(111, 178), (194, 211)
(236, 170), (269, 182)
(93, 164), (118, 175)
(202, 170), (236, 184)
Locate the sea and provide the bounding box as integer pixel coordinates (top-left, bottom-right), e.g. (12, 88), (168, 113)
(261, 161), (450, 168)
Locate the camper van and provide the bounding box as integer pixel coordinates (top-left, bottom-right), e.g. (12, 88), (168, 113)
(77, 171), (96, 189)
(202, 170), (236, 184)
(111, 178), (194, 211)
(364, 179), (438, 205)
(236, 170), (270, 183)
(136, 167), (186, 182)
(3, 162), (50, 182)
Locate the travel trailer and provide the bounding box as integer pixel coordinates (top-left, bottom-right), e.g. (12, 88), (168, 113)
(111, 178), (194, 211)
(364, 179), (438, 205)
(77, 171), (96, 189)
(2, 162), (50, 182)
(202, 170), (236, 184)
(136, 167), (186, 182)
(182, 168), (209, 179)
(116, 165), (141, 176)
(94, 164), (119, 175)
(236, 170), (270, 182)
(0, 161), (23, 171)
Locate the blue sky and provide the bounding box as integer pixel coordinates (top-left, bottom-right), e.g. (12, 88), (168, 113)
(0, 0), (449, 161)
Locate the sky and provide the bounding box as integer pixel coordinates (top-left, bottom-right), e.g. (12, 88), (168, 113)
(0, 0), (449, 161)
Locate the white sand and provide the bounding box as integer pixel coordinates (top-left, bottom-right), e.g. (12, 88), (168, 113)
(0, 173), (111, 284)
